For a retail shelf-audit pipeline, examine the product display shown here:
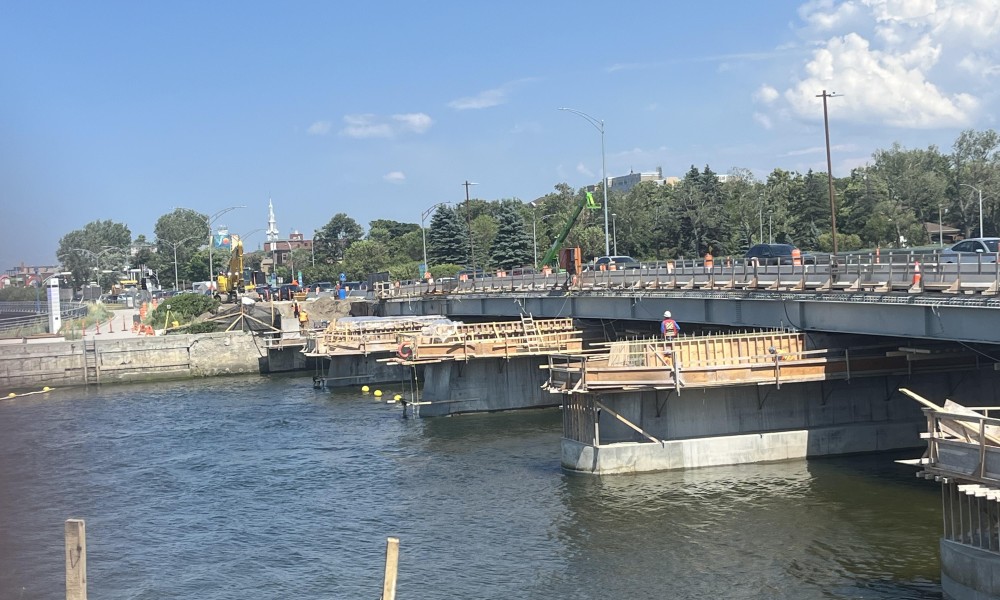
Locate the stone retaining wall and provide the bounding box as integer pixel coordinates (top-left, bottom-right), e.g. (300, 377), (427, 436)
(0, 332), (267, 391)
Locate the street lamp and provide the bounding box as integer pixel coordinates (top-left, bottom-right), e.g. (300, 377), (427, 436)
(421, 202), (453, 278)
(530, 207), (557, 269)
(70, 246), (121, 290)
(558, 107), (610, 256)
(164, 236), (196, 290)
(176, 205), (245, 287)
(960, 183), (985, 237)
(817, 90), (840, 254)
(611, 213), (618, 255)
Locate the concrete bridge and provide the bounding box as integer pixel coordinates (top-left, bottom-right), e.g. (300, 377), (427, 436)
(378, 257), (1000, 345)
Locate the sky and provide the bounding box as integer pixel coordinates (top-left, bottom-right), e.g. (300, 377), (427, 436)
(3, 0), (999, 268)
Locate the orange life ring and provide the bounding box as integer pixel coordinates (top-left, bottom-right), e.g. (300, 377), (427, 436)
(397, 342), (413, 360)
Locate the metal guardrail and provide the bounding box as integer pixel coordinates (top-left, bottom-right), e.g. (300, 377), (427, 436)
(0, 302), (89, 336)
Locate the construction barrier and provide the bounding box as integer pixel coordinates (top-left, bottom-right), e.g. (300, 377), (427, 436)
(792, 248), (802, 266)
(704, 253), (714, 269)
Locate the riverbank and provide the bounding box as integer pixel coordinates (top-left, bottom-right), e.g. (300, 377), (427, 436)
(0, 331), (269, 392)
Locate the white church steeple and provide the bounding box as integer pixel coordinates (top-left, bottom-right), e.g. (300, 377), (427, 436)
(265, 197), (279, 242)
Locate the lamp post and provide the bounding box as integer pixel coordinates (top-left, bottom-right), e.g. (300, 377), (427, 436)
(960, 183), (985, 237)
(71, 246), (121, 290)
(817, 90), (840, 254)
(165, 236), (196, 291)
(35, 272), (71, 314)
(176, 205), (245, 288)
(558, 107), (610, 256)
(421, 202), (452, 279)
(611, 213), (618, 255)
(531, 208), (557, 269)
(462, 181), (478, 270)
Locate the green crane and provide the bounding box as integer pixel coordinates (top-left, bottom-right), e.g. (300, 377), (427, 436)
(538, 191), (599, 269)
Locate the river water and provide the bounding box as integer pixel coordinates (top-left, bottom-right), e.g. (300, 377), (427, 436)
(0, 375), (942, 599)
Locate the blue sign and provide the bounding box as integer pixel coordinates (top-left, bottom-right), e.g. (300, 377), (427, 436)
(339, 272), (346, 282)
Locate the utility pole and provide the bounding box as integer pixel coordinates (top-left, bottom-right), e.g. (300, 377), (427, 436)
(463, 181), (478, 270)
(817, 90), (840, 254)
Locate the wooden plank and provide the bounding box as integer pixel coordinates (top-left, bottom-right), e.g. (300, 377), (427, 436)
(65, 519), (87, 600)
(382, 537), (399, 600)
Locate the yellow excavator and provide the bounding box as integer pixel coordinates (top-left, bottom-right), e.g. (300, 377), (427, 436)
(215, 240), (246, 302)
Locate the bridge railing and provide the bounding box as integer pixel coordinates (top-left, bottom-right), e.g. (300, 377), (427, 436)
(0, 302), (89, 337)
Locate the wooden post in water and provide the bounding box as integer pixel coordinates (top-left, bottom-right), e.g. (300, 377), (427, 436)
(65, 519), (87, 600)
(382, 536), (399, 600)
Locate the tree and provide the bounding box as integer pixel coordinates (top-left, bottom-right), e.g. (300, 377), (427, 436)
(491, 201), (533, 269)
(56, 220), (132, 290)
(427, 206), (466, 265)
(342, 239), (390, 280)
(153, 209), (209, 289)
(314, 213), (363, 264)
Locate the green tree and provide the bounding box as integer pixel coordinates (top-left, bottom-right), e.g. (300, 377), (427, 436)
(56, 220), (133, 290)
(153, 209), (209, 289)
(314, 213), (364, 264)
(427, 206), (466, 265)
(342, 239), (390, 279)
(491, 201), (533, 269)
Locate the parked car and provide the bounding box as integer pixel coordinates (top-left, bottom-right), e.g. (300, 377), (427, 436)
(939, 237), (1000, 263)
(590, 255), (640, 270)
(745, 243), (816, 266)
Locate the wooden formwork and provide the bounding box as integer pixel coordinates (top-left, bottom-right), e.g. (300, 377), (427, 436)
(308, 317), (446, 356)
(392, 317), (583, 364)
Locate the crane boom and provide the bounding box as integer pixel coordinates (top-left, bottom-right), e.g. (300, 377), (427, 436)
(539, 191), (598, 268)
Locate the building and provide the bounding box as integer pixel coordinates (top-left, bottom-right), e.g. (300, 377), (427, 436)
(2, 264), (63, 287)
(607, 167), (679, 195)
(264, 230), (313, 271)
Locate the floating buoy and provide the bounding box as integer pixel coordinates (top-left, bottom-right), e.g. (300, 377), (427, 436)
(43, 386), (50, 392)
(394, 394), (402, 402)
(362, 385), (370, 393)
(374, 390), (383, 397)
(7, 392), (14, 398)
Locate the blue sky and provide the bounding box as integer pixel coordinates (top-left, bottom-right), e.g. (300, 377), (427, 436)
(3, 0), (999, 268)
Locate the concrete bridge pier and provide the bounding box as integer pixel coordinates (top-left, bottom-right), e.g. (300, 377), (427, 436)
(418, 356), (557, 417)
(562, 368), (1000, 474)
(319, 353), (413, 388)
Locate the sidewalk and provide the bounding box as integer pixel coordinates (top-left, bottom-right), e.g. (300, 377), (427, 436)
(80, 308), (147, 340)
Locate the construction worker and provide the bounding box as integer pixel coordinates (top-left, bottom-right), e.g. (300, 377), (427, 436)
(661, 310), (680, 339)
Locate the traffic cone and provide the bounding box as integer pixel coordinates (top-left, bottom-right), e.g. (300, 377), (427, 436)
(108, 318), (114, 333)
(912, 261), (922, 287)
(95, 320), (101, 335)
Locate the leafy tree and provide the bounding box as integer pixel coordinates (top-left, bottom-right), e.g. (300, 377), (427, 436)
(427, 206), (466, 265)
(491, 200), (533, 269)
(471, 213), (498, 269)
(56, 220), (132, 290)
(314, 213), (363, 264)
(153, 209), (209, 289)
(342, 239), (390, 279)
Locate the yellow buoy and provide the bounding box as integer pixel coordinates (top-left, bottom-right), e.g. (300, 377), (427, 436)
(394, 394), (402, 402)
(362, 385), (370, 393)
(43, 386), (51, 392)
(7, 392), (15, 398)
(374, 389), (383, 397)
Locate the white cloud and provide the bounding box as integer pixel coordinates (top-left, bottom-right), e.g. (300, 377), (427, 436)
(393, 113), (433, 133)
(754, 85), (780, 104)
(307, 120), (331, 135)
(763, 0), (1000, 130)
(447, 78), (539, 110)
(784, 32), (977, 127)
(753, 112), (774, 129)
(575, 162), (594, 178)
(383, 171), (406, 183)
(340, 113), (433, 139)
(448, 88), (507, 110)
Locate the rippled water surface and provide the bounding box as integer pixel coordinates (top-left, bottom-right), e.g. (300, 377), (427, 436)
(0, 375), (942, 599)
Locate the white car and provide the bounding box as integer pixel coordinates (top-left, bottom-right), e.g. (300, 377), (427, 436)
(939, 238), (1000, 263)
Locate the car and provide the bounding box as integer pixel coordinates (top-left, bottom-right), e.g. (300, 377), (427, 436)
(745, 243), (816, 266)
(591, 255), (640, 270)
(939, 237), (1000, 263)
